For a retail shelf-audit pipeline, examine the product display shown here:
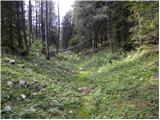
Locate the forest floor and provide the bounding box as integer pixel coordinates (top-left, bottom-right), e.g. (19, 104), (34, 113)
(1, 41), (159, 119)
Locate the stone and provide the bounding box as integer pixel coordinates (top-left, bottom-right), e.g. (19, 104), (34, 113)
(78, 87), (92, 95)
(7, 81), (13, 87)
(79, 67), (85, 71)
(33, 92), (38, 96)
(50, 100), (61, 108)
(19, 80), (28, 88)
(24, 106), (36, 113)
(36, 53), (39, 57)
(68, 110), (73, 114)
(9, 59), (15, 65)
(140, 77), (143, 81)
(21, 94), (26, 99)
(2, 106), (11, 112)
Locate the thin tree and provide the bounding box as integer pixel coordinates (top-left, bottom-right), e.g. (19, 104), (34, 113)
(107, 8), (113, 54)
(45, 1), (50, 60)
(57, 0), (60, 53)
(92, 2), (95, 49)
(41, 0), (45, 52)
(29, 0), (32, 45)
(21, 1), (29, 55)
(16, 2), (23, 49)
(9, 2), (13, 48)
(48, 2), (51, 47)
(35, 2), (38, 38)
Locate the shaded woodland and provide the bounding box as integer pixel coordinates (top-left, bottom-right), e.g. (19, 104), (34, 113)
(1, 1), (159, 119)
(2, 1), (158, 57)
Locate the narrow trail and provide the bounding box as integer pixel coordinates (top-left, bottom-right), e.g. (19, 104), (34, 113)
(76, 86), (94, 118)
(77, 95), (93, 118)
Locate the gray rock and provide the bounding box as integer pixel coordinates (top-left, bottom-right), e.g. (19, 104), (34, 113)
(78, 87), (92, 95)
(33, 92), (38, 96)
(7, 81), (13, 87)
(19, 80), (28, 88)
(36, 53), (39, 57)
(140, 77), (143, 81)
(26, 106), (36, 112)
(2, 106), (11, 112)
(9, 59), (15, 65)
(21, 94), (26, 99)
(79, 67), (85, 71)
(68, 110), (73, 114)
(50, 100), (61, 108)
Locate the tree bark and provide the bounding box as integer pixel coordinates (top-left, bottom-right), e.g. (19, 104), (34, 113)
(36, 9), (38, 38)
(21, 1), (29, 54)
(41, 1), (45, 52)
(16, 2), (23, 49)
(45, 1), (50, 60)
(92, 2), (95, 49)
(29, 0), (32, 45)
(57, 0), (60, 53)
(48, 3), (51, 47)
(108, 10), (113, 54)
(39, 20), (41, 39)
(137, 13), (141, 46)
(9, 3), (13, 48)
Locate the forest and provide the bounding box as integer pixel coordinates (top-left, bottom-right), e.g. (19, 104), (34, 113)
(1, 0), (159, 119)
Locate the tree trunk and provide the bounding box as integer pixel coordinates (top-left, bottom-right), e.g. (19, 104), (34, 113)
(16, 2), (23, 49)
(100, 35), (102, 48)
(57, 0), (60, 53)
(21, 1), (29, 55)
(9, 2), (13, 48)
(29, 0), (32, 46)
(41, 1), (45, 52)
(92, 25), (95, 49)
(48, 3), (51, 47)
(108, 22), (113, 54)
(39, 21), (41, 39)
(45, 1), (50, 60)
(36, 9), (38, 38)
(138, 13), (141, 46)
(92, 2), (95, 49)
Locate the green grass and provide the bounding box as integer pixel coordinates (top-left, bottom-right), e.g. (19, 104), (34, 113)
(1, 41), (158, 119)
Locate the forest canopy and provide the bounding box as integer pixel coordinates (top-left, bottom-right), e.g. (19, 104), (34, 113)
(1, 1), (159, 56)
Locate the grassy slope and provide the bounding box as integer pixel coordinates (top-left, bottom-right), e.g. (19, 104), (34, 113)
(1, 41), (159, 119)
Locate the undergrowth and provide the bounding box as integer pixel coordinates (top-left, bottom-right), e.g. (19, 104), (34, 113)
(1, 41), (159, 119)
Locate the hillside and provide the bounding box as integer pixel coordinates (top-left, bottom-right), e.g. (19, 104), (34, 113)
(1, 41), (158, 119)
